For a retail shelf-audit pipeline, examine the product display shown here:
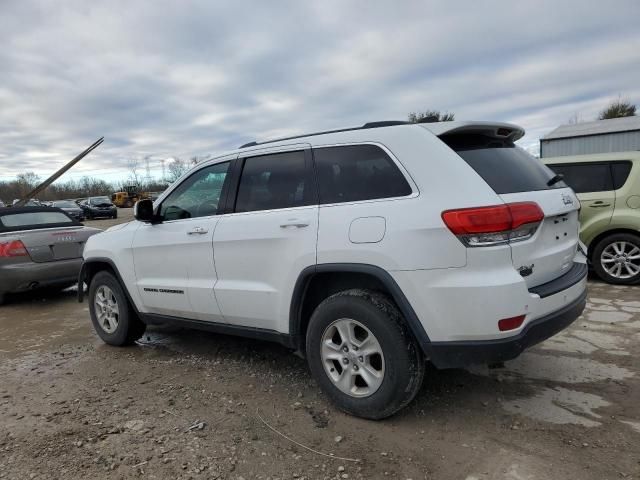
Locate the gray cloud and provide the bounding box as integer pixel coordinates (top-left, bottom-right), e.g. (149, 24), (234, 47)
(0, 0), (639, 181)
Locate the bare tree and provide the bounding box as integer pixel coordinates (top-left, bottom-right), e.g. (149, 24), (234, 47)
(567, 112), (582, 125)
(166, 158), (188, 183)
(408, 110), (455, 123)
(598, 98), (636, 120)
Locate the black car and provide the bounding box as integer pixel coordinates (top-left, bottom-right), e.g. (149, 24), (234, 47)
(52, 200), (85, 221)
(78, 196), (117, 220)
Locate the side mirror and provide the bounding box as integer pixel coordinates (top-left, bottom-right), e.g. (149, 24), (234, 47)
(134, 199), (156, 223)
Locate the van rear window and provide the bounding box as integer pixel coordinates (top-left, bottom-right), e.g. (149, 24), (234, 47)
(441, 134), (565, 194)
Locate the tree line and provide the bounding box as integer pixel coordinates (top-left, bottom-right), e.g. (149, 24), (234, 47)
(0, 173), (169, 204)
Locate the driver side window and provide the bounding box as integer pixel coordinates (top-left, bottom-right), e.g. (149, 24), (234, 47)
(159, 161), (230, 221)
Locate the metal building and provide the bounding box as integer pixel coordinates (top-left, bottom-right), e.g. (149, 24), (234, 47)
(540, 116), (640, 158)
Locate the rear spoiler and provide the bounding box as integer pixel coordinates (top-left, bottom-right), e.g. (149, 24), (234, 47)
(419, 121), (525, 142)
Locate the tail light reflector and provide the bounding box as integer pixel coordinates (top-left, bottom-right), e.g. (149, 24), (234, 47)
(0, 240), (28, 257)
(442, 202), (544, 247)
(498, 315), (526, 332)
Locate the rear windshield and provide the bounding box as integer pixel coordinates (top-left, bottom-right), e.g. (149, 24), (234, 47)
(441, 134), (566, 194)
(0, 211), (74, 228)
(53, 201), (78, 208)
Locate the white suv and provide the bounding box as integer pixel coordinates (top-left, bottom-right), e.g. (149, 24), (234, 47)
(80, 121), (588, 419)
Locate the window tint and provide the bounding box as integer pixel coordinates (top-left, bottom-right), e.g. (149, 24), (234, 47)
(442, 134), (564, 194)
(160, 161), (230, 221)
(235, 151), (309, 212)
(0, 211), (74, 228)
(314, 145), (411, 204)
(90, 196), (112, 205)
(546, 163), (613, 193)
(612, 161), (633, 190)
(53, 201), (78, 208)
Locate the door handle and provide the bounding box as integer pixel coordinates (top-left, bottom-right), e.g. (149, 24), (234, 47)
(589, 202), (611, 208)
(187, 227), (208, 235)
(280, 221), (309, 228)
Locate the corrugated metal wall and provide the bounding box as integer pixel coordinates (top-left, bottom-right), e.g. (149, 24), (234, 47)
(540, 131), (640, 158)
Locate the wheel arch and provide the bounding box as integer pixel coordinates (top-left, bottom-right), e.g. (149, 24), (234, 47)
(289, 263), (432, 357)
(588, 228), (640, 261)
(78, 257), (142, 317)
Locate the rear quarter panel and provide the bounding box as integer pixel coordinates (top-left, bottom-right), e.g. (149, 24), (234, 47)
(311, 126), (504, 271)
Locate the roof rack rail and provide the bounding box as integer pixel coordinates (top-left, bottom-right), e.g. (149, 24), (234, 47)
(238, 120), (410, 148)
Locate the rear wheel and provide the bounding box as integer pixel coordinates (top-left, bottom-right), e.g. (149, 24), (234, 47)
(592, 233), (640, 285)
(89, 271), (145, 345)
(306, 289), (424, 419)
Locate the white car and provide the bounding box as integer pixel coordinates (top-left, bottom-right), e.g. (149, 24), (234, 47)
(80, 120), (587, 419)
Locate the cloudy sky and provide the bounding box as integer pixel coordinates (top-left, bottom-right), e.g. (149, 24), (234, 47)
(1, 1), (639, 182)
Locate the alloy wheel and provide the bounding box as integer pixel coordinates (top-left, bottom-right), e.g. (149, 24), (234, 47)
(320, 318), (385, 398)
(94, 285), (120, 334)
(600, 241), (640, 279)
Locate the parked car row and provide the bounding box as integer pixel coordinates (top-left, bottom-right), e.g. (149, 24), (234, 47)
(0, 197), (118, 221)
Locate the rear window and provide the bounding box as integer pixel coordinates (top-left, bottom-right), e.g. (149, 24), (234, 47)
(53, 201), (78, 208)
(546, 163), (612, 193)
(612, 161), (633, 189)
(0, 211), (74, 228)
(314, 144), (412, 204)
(547, 161), (633, 193)
(441, 134), (565, 194)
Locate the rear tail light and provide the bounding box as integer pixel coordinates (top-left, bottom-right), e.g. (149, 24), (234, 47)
(442, 202), (544, 247)
(0, 240), (28, 257)
(498, 315), (526, 331)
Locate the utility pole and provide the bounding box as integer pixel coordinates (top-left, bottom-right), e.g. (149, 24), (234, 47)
(144, 156), (152, 186)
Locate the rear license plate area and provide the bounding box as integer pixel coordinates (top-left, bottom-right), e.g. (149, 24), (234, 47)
(53, 243), (81, 259)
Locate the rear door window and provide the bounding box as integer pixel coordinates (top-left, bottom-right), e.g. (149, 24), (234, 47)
(442, 134), (564, 194)
(235, 151), (310, 213)
(611, 161), (633, 189)
(313, 144), (412, 204)
(546, 163), (613, 193)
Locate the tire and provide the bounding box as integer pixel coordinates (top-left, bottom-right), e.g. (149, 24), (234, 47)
(306, 289), (425, 420)
(125, 200), (133, 208)
(88, 271), (145, 345)
(592, 233), (640, 285)
(113, 212), (118, 219)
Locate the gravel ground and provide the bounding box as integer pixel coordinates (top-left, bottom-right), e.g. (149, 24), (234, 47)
(0, 209), (638, 479)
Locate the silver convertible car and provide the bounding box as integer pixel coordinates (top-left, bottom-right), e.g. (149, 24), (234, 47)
(0, 207), (101, 304)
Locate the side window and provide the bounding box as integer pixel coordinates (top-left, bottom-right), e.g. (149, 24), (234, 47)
(612, 161), (633, 190)
(313, 144), (412, 204)
(235, 151), (309, 213)
(159, 161), (230, 221)
(547, 163), (613, 194)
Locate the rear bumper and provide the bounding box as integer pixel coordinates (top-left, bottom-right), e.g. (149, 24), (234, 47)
(0, 258), (82, 294)
(428, 288), (587, 368)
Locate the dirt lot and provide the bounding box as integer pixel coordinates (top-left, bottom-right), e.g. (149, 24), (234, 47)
(0, 209), (638, 479)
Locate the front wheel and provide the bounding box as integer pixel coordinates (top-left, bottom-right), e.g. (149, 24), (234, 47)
(89, 271), (145, 345)
(306, 289), (425, 419)
(592, 233), (640, 285)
